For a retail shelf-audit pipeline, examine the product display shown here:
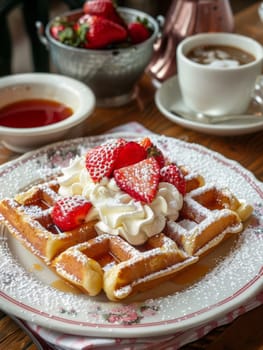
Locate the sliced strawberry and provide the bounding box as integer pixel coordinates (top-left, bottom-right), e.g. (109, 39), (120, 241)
(114, 157), (160, 203)
(160, 164), (186, 195)
(85, 138), (127, 182)
(51, 196), (92, 231)
(114, 141), (147, 170)
(128, 19), (151, 44)
(76, 14), (127, 49)
(83, 0), (126, 27)
(140, 137), (165, 168)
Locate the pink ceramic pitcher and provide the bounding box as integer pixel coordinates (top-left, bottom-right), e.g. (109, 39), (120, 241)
(148, 0), (234, 83)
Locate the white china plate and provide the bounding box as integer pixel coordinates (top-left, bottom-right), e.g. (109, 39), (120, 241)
(155, 75), (263, 136)
(0, 133), (262, 338)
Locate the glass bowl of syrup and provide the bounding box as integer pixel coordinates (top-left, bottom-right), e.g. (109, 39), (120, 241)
(0, 73), (95, 152)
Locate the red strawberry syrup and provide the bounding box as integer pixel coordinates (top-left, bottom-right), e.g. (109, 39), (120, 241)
(0, 99), (73, 128)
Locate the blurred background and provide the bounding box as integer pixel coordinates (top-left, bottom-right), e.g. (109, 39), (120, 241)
(2, 0), (259, 75)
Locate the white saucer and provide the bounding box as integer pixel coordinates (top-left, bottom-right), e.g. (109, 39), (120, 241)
(155, 75), (263, 136)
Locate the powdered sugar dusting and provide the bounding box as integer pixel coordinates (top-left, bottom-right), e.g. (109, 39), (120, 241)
(0, 234), (99, 316)
(0, 133), (262, 338)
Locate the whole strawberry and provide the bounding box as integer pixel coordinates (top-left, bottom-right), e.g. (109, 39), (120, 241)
(76, 14), (127, 49)
(160, 164), (186, 195)
(128, 18), (151, 44)
(83, 0), (126, 27)
(51, 196), (92, 231)
(50, 22), (66, 40)
(50, 19), (80, 46)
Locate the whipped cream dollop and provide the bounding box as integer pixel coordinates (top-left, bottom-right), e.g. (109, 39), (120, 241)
(58, 156), (183, 245)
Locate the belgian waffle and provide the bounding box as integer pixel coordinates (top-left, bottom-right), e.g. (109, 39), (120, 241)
(0, 180), (97, 264)
(53, 232), (198, 300)
(166, 183), (253, 257)
(53, 166), (205, 300)
(0, 164), (253, 301)
(51, 168), (252, 300)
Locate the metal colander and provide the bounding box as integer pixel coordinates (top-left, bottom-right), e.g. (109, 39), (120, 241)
(37, 7), (159, 106)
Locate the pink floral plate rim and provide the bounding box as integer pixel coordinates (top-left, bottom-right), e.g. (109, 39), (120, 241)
(0, 132), (262, 338)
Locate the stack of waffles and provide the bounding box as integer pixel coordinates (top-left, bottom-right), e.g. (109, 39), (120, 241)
(0, 137), (253, 301)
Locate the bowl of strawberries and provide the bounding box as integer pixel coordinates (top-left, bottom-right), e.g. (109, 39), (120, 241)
(37, 0), (159, 107)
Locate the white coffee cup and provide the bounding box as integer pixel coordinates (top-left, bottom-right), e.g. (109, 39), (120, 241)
(176, 33), (263, 116)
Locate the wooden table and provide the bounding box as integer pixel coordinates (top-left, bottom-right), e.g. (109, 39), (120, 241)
(1, 2), (263, 349)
